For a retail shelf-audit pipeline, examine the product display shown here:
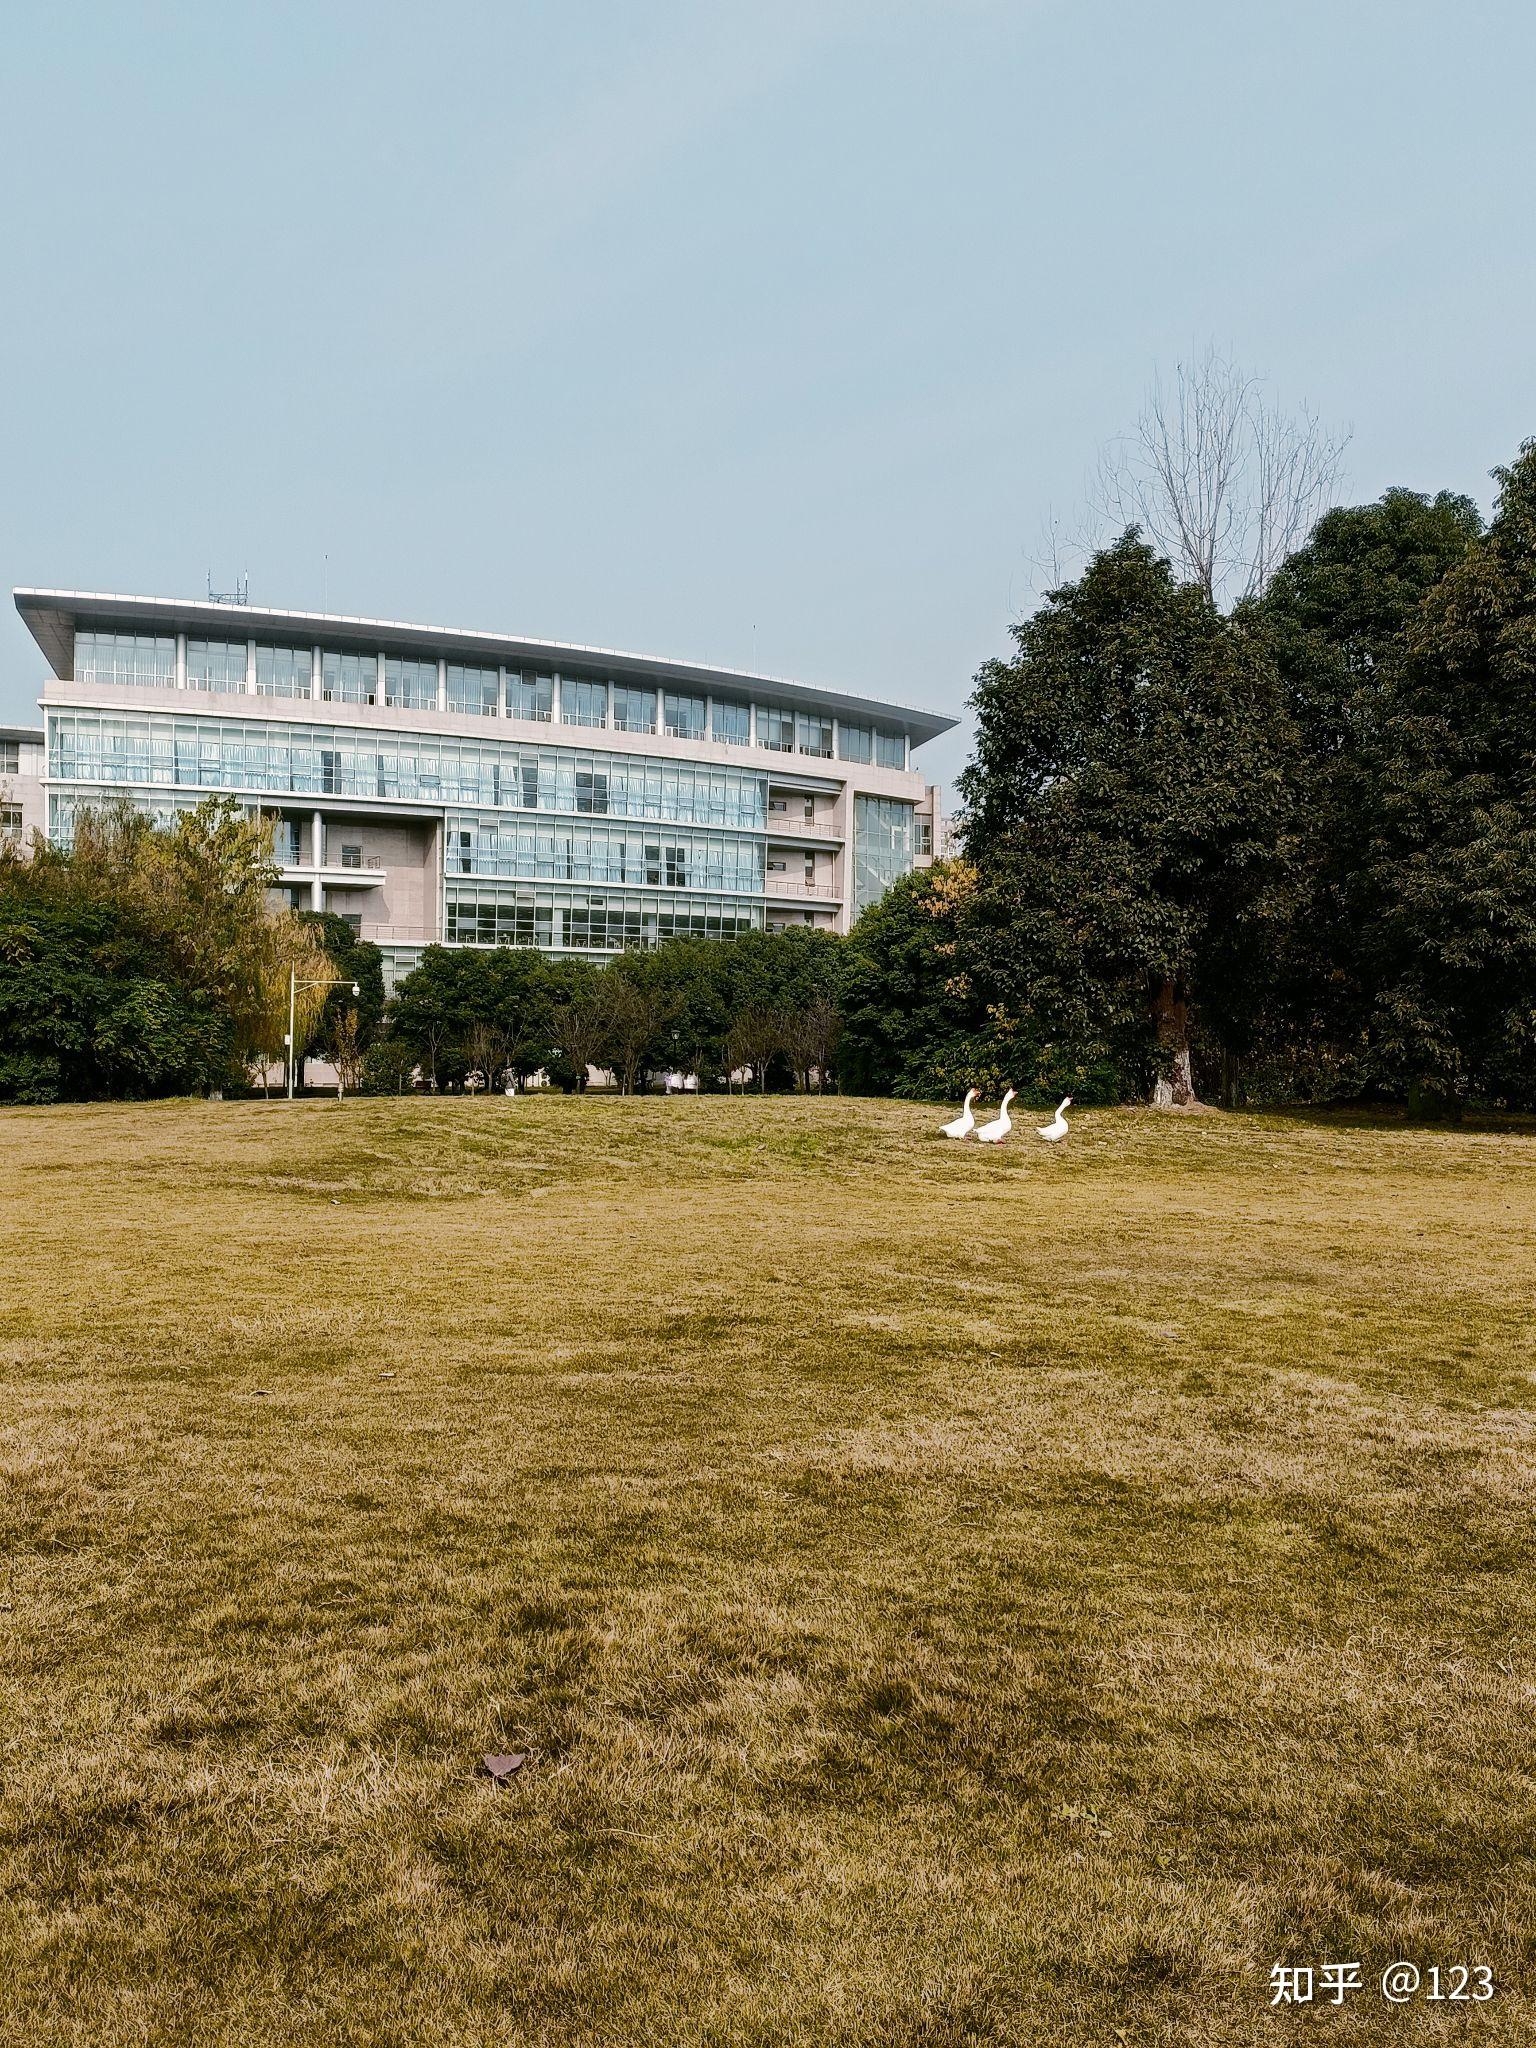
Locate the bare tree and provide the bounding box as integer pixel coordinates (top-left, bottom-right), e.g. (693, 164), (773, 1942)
(726, 1007), (784, 1094)
(551, 989), (609, 1092)
(463, 1022), (501, 1100)
(781, 996), (841, 1093)
(600, 979), (677, 1096)
(1089, 346), (1347, 606)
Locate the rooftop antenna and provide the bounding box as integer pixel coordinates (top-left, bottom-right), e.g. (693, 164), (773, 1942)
(207, 569), (249, 605)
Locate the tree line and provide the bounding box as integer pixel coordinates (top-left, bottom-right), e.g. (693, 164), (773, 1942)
(864, 438), (1536, 1112)
(360, 927), (843, 1095)
(4, 433), (1534, 1112)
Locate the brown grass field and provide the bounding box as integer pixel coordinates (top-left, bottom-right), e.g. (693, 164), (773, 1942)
(2, 1094), (1535, 2045)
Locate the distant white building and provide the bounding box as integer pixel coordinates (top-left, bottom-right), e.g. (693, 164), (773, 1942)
(15, 588), (954, 983)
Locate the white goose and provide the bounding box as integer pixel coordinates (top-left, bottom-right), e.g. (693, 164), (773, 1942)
(975, 1089), (1016, 1145)
(1036, 1096), (1072, 1143)
(940, 1089), (978, 1140)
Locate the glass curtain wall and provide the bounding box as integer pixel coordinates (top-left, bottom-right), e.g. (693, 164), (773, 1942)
(756, 706), (794, 751)
(385, 657), (437, 709)
(796, 711), (833, 757)
(73, 631), (176, 687)
(48, 710), (770, 828)
(711, 698), (749, 745)
(256, 645), (312, 698)
(613, 685), (656, 734)
(446, 664), (500, 716)
(852, 794), (914, 915)
(321, 650), (379, 705)
(663, 692), (707, 739)
(507, 673), (554, 722)
(561, 679), (608, 728)
(186, 639), (247, 691)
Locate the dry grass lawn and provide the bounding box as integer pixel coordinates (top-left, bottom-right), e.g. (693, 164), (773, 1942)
(2, 1094), (1535, 2045)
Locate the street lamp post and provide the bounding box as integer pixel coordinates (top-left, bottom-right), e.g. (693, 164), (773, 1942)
(286, 968), (361, 1101)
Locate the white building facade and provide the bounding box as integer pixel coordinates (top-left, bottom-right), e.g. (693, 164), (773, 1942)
(15, 590), (953, 985)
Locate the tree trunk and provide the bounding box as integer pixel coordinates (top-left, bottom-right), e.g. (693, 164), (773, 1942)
(1150, 979), (1201, 1107)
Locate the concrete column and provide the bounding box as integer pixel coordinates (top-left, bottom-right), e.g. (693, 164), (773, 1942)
(246, 638), (256, 693)
(311, 647), (321, 701)
(549, 672), (562, 724)
(311, 808), (325, 894)
(437, 657), (447, 713)
(607, 679), (615, 730)
(499, 666), (508, 718)
(748, 701), (758, 746)
(374, 652), (385, 705)
(705, 692), (713, 743)
(175, 632), (187, 690)
(831, 716), (840, 762)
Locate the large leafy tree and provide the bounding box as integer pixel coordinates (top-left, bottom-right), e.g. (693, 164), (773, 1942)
(1344, 445), (1536, 1105)
(0, 892), (232, 1102)
(961, 534), (1299, 1102)
(1252, 488), (1484, 1086)
(297, 910), (386, 1081)
(839, 863), (991, 1097)
(387, 945), (560, 1087)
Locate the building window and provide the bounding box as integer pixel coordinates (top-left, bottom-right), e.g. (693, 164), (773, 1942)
(768, 796), (788, 814)
(385, 656), (437, 709)
(321, 650), (378, 704)
(803, 797), (815, 820)
(767, 857), (787, 872)
(838, 722), (873, 764)
(712, 698), (749, 746)
(0, 742), (18, 775)
(508, 673), (553, 722)
(74, 630), (176, 688)
(446, 664), (499, 717)
(916, 817), (933, 855)
(613, 685), (656, 734)
(574, 769), (609, 815)
(663, 692), (706, 739)
(270, 819), (301, 864)
(340, 842), (362, 869)
(852, 795), (915, 916)
(804, 853), (816, 882)
(875, 727), (905, 769)
(664, 845), (686, 887)
(757, 707), (793, 751)
(562, 679), (608, 728)
(256, 645), (312, 698)
(796, 711), (832, 758)
(0, 805), (21, 838)
(186, 639), (247, 692)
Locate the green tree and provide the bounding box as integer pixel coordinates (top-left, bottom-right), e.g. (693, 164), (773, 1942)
(1250, 486), (1484, 1094)
(298, 911), (385, 1080)
(387, 945), (559, 1089)
(839, 863), (993, 1098)
(0, 892), (231, 1102)
(961, 535), (1299, 1102)
(1344, 444), (1536, 1105)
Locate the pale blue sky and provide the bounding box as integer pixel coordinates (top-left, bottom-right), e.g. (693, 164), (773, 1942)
(2, 0), (1532, 796)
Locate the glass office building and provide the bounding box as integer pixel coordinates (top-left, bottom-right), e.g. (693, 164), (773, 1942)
(18, 589), (953, 983)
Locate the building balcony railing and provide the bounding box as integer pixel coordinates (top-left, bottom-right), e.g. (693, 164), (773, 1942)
(766, 816), (841, 838)
(765, 876), (839, 899)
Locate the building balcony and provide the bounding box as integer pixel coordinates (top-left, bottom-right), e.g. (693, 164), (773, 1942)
(765, 816), (842, 841)
(764, 875), (840, 900)
(279, 861), (388, 888)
